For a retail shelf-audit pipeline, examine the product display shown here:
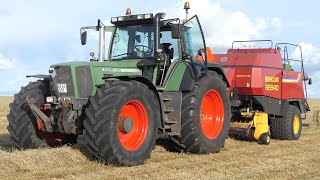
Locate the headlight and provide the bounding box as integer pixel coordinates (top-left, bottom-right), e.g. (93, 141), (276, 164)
(46, 96), (57, 103)
(111, 17), (117, 22)
(117, 16), (125, 21)
(137, 14), (144, 19)
(144, 14), (152, 19)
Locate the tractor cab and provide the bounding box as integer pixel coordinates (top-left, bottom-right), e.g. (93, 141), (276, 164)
(80, 9), (208, 88)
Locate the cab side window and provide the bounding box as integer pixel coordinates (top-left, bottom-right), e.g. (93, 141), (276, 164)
(160, 31), (179, 61)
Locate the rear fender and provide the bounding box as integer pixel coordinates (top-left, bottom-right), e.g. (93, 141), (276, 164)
(26, 74), (50, 80)
(288, 99), (308, 114)
(207, 63), (230, 87)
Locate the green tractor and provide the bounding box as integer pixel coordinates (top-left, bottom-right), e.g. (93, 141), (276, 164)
(7, 8), (231, 166)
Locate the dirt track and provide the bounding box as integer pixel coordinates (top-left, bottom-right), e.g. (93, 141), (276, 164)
(0, 97), (320, 179)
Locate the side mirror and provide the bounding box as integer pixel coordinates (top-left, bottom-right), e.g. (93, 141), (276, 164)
(197, 49), (203, 56)
(171, 24), (180, 39)
(308, 78), (312, 85)
(303, 73), (309, 81)
(81, 31), (87, 45)
(135, 35), (141, 43)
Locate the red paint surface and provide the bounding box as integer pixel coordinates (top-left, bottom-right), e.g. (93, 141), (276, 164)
(212, 48), (305, 100)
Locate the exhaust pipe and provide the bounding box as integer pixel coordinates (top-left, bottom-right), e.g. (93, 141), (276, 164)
(98, 19), (105, 62)
(154, 13), (166, 52)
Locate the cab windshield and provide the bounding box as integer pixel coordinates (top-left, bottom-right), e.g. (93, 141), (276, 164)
(110, 25), (155, 60)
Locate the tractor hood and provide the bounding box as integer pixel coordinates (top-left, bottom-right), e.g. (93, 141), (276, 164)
(50, 60), (142, 69)
(51, 61), (92, 67)
(49, 60), (143, 100)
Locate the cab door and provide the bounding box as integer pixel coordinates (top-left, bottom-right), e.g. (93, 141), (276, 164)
(182, 15), (207, 70)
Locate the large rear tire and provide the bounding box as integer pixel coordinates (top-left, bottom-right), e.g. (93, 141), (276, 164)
(83, 81), (160, 166)
(7, 81), (77, 149)
(170, 72), (231, 153)
(270, 105), (302, 140)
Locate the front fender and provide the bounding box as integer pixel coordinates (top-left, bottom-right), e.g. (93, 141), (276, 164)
(102, 75), (165, 128)
(26, 74), (50, 80)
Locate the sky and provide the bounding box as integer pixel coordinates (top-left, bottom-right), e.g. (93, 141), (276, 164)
(0, 0), (319, 97)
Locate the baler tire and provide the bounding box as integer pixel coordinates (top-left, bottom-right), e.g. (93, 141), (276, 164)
(169, 71), (231, 154)
(270, 105), (302, 140)
(83, 80), (160, 166)
(260, 133), (270, 145)
(7, 81), (76, 149)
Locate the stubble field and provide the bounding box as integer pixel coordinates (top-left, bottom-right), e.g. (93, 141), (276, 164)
(0, 97), (320, 179)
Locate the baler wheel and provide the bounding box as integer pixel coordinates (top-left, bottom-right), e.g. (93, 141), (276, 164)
(260, 133), (270, 145)
(270, 105), (302, 140)
(168, 71), (231, 154)
(83, 80), (159, 166)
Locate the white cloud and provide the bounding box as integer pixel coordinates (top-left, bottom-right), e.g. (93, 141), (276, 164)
(293, 42), (320, 65)
(4, 63), (47, 95)
(287, 42), (320, 98)
(0, 1), (111, 49)
(0, 54), (17, 70)
(271, 17), (282, 30)
(165, 0), (283, 51)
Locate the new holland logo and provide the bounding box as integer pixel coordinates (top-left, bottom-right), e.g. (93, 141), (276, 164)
(221, 57), (228, 62)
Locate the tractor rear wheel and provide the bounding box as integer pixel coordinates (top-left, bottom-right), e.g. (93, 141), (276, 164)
(7, 81), (77, 149)
(83, 81), (160, 166)
(270, 105), (302, 140)
(170, 72), (231, 153)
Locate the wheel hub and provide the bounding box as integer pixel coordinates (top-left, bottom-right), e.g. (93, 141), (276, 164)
(118, 117), (134, 133)
(117, 100), (148, 151)
(293, 115), (300, 135)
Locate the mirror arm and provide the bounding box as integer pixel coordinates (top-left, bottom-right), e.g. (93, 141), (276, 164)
(80, 26), (98, 32)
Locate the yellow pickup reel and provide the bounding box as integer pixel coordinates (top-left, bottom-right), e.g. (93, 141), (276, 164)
(229, 112), (271, 145)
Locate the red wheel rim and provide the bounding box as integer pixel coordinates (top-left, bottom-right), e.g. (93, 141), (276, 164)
(118, 100), (148, 151)
(200, 90), (224, 140)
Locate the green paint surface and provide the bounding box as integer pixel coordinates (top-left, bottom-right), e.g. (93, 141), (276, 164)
(51, 59), (189, 98)
(51, 60), (142, 99)
(164, 62), (187, 91)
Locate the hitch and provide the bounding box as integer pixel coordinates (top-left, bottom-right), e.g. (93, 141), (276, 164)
(26, 96), (53, 133)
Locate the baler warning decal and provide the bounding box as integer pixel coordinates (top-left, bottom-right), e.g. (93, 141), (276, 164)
(282, 73), (302, 83)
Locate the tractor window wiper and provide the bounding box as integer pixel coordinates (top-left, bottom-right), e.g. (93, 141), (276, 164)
(111, 51), (136, 59)
(111, 52), (130, 58)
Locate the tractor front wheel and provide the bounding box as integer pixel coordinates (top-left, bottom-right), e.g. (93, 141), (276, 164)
(83, 80), (160, 166)
(7, 81), (77, 149)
